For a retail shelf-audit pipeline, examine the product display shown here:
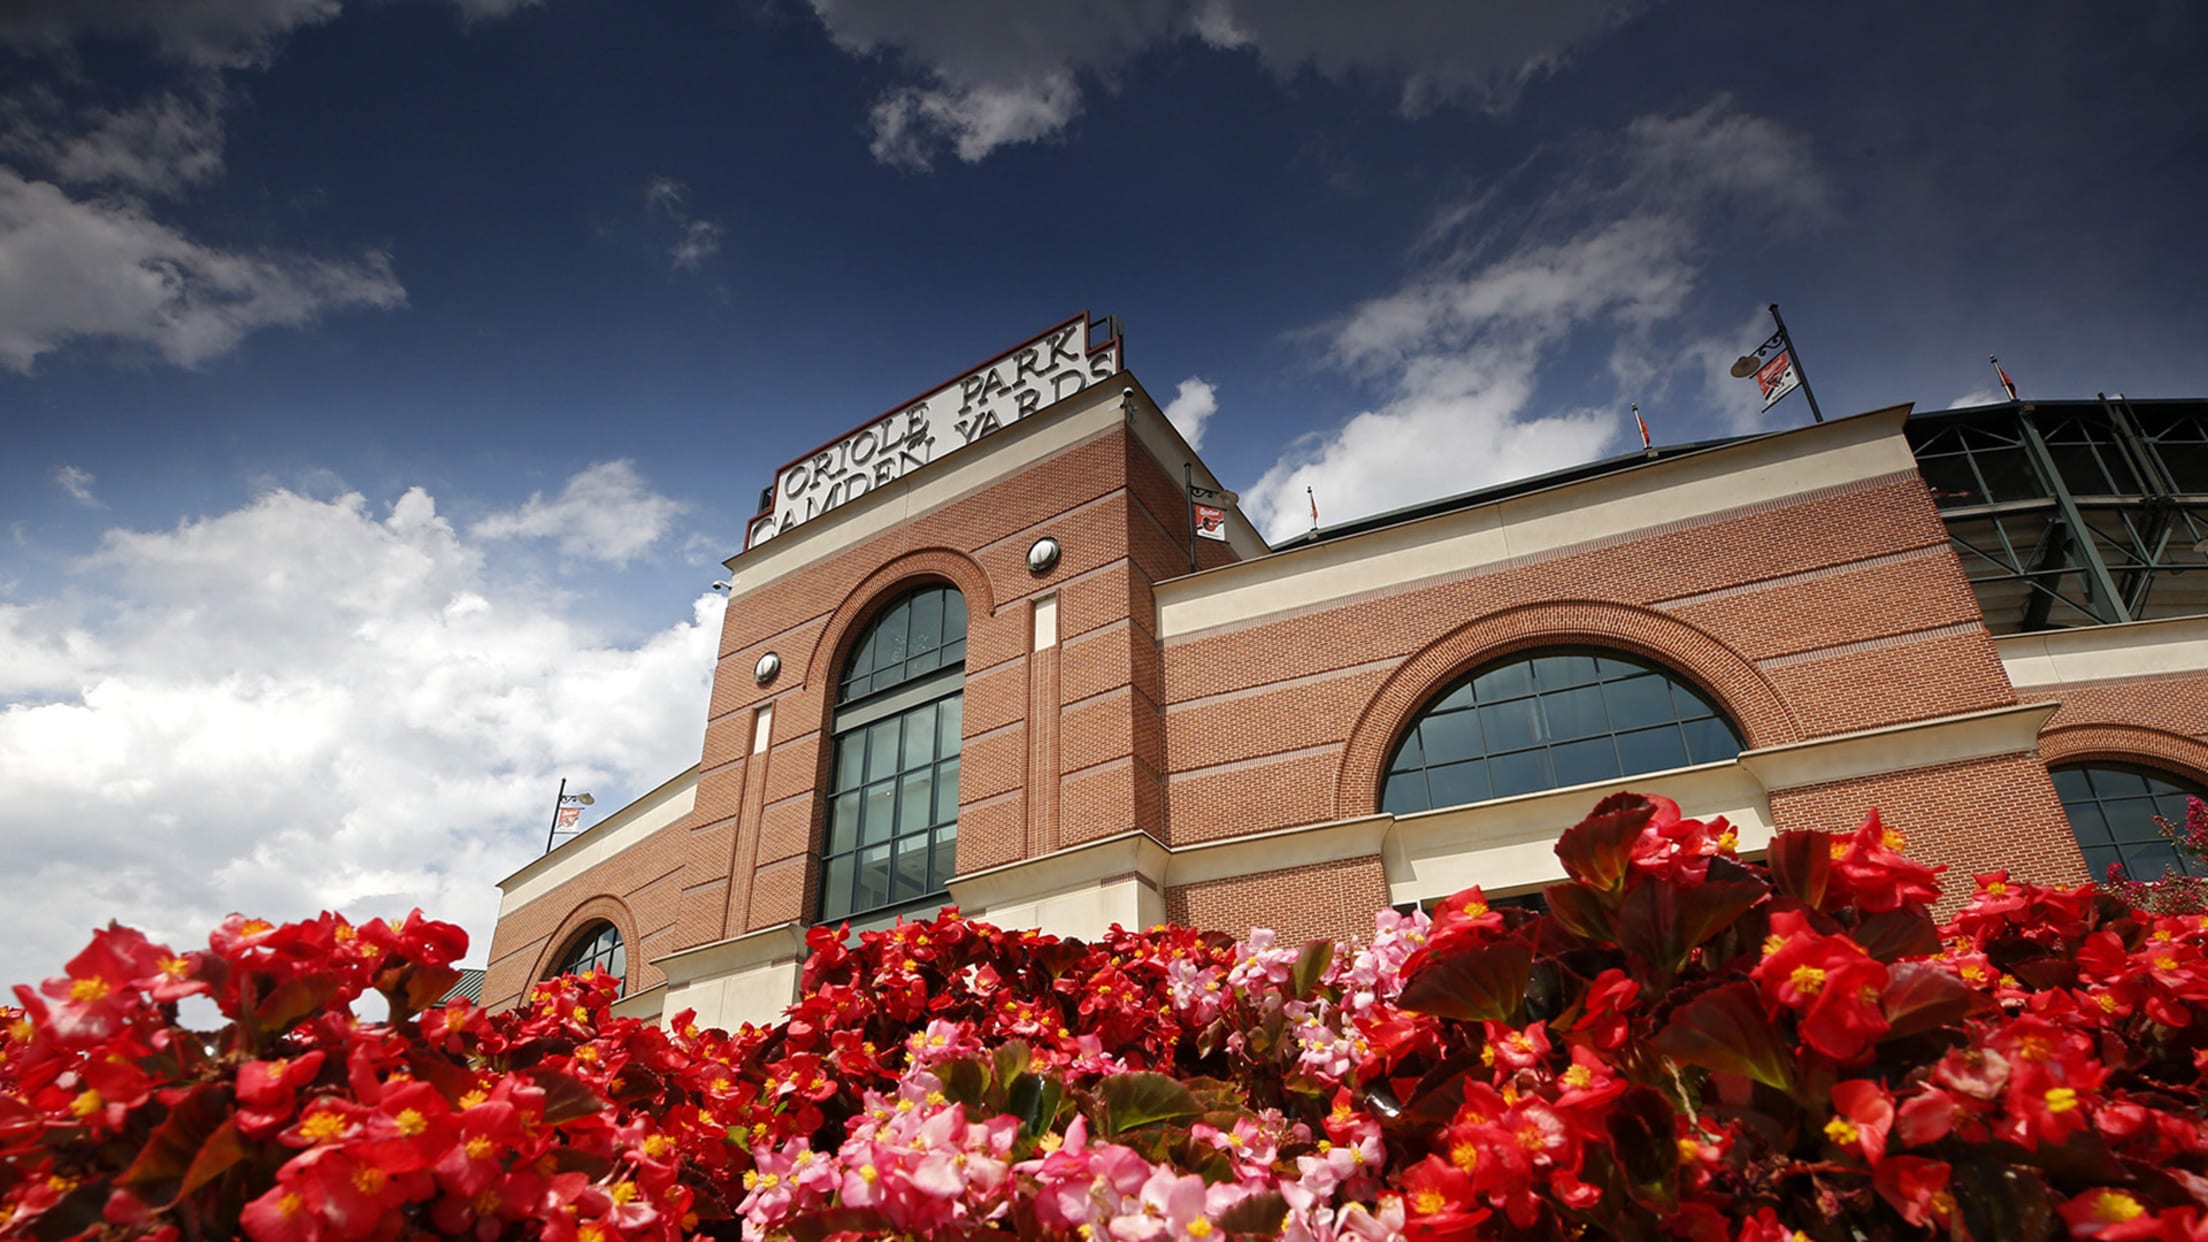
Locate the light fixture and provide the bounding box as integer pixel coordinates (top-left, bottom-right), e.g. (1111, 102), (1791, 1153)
(711, 580), (732, 593)
(1027, 536), (1062, 574)
(754, 651), (781, 685)
(1729, 354), (1762, 378)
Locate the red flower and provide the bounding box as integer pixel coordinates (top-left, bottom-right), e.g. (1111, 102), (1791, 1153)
(1872, 1155), (1951, 1227)
(1751, 909), (1890, 1060)
(1826, 1079), (1894, 1164)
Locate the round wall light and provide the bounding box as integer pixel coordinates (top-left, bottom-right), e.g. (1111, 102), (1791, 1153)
(1026, 536), (1062, 574)
(754, 651), (781, 685)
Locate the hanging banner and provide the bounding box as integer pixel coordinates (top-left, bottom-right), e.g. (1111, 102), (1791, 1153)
(1193, 502), (1228, 542)
(1754, 348), (1801, 411)
(555, 805), (583, 829)
(748, 313), (1124, 548)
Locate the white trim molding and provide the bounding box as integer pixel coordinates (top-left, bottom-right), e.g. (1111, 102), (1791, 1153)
(1997, 615), (2208, 689)
(651, 922), (810, 1033)
(1737, 702), (2059, 791)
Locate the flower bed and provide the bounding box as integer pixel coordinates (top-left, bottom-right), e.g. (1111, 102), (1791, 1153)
(8, 792), (2208, 1240)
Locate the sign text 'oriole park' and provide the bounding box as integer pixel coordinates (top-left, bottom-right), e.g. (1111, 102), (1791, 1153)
(746, 313), (1123, 548)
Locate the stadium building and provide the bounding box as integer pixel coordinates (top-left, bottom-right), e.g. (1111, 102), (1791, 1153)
(481, 313), (2208, 1028)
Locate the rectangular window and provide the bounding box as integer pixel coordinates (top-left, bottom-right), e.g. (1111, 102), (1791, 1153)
(1033, 593), (1059, 651)
(752, 703), (774, 754)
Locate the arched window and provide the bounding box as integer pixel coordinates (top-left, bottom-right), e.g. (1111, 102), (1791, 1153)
(1383, 649), (1744, 815)
(820, 584), (965, 923)
(2052, 763), (2207, 882)
(552, 922), (626, 991)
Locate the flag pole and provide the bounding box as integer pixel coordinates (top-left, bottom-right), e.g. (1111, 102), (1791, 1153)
(543, 777), (567, 853)
(1184, 463), (1199, 573)
(1768, 303), (1824, 423)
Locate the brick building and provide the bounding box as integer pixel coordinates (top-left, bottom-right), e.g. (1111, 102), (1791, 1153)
(482, 314), (2208, 1029)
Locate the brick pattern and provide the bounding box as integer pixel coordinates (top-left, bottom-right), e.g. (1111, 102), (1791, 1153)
(1165, 856), (1393, 946)
(2025, 672), (2208, 788)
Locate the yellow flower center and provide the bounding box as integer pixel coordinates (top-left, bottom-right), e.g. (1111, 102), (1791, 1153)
(1411, 1189), (1447, 1215)
(1789, 965), (1827, 995)
(458, 1089), (489, 1109)
(158, 956), (191, 979)
(2091, 1192), (2145, 1223)
(1983, 879), (2006, 894)
(70, 1089), (102, 1118)
(279, 1192), (307, 1219)
(1187, 1219), (1214, 1238)
(1823, 1118), (1859, 1145)
(68, 977), (110, 1003)
(465, 1135), (494, 1161)
(2045, 1088), (2079, 1113)
(241, 919), (273, 936)
(395, 1108), (427, 1136)
(1762, 934), (1787, 957)
(352, 1166), (388, 1195)
(472, 1191), (500, 1216)
(1449, 1140), (1479, 1173)
(859, 1164), (878, 1183)
(1677, 1138), (1700, 1162)
(1716, 830), (1738, 851)
(642, 1134), (673, 1159)
(1882, 828), (1907, 851)
(1562, 1064), (1594, 1088)
(611, 1183), (639, 1204)
(2155, 956), (2180, 971)
(300, 1111), (348, 1143)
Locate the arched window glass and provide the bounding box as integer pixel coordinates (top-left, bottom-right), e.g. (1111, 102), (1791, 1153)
(553, 922), (626, 991)
(1383, 650), (1744, 815)
(2052, 763), (2206, 882)
(821, 585), (965, 923)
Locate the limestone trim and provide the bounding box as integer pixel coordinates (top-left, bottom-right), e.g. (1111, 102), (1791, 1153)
(1155, 405), (1917, 639)
(1737, 702), (2060, 792)
(524, 894), (644, 998)
(653, 922), (811, 989)
(608, 984), (666, 1023)
(947, 831), (1171, 912)
(2037, 723), (2208, 789)
(497, 766), (699, 908)
(1334, 600), (1798, 820)
(1166, 816), (1392, 888)
(1998, 615), (2208, 689)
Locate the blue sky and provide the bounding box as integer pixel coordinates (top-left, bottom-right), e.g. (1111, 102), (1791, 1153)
(2, 0), (2204, 982)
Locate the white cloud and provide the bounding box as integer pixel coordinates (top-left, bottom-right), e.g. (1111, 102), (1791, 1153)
(0, 85), (229, 197)
(1244, 98), (1830, 540)
(1162, 376), (1219, 450)
(471, 460), (688, 564)
(0, 482), (723, 987)
(52, 464), (101, 508)
(808, 0), (1640, 169)
(644, 177), (724, 272)
(1947, 387), (2004, 410)
(0, 168), (406, 373)
(0, 0), (536, 67)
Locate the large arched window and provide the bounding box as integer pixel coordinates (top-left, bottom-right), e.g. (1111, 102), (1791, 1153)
(820, 584), (965, 923)
(1383, 649), (1744, 815)
(552, 922), (626, 992)
(2053, 762), (2206, 882)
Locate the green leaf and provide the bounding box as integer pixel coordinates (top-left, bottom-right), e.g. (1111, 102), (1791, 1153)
(529, 1068), (610, 1124)
(992, 1041), (1032, 1095)
(120, 1084), (232, 1194)
(1216, 1192), (1289, 1236)
(1650, 981), (1796, 1092)
(937, 1057), (989, 1109)
(1098, 1072), (1203, 1135)
(1555, 793), (1659, 895)
(1881, 961), (1988, 1039)
(1604, 1087), (1679, 1213)
(783, 1207), (894, 1242)
(1543, 882), (1614, 944)
(1615, 878), (1766, 987)
(1396, 940), (1533, 1023)
(1288, 940), (1334, 1001)
(1005, 1072), (1065, 1143)
(1851, 907), (1941, 963)
(1765, 830), (1832, 909)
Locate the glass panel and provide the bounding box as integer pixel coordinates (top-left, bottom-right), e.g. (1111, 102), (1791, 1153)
(847, 632), (876, 679)
(1603, 675), (1675, 731)
(1479, 700), (1541, 752)
(1488, 749), (1554, 799)
(2102, 798), (2164, 842)
(1433, 681), (1479, 712)
(1669, 681), (1720, 720)
(1975, 444), (2043, 503)
(855, 845), (892, 913)
(937, 696), (963, 755)
(898, 769), (934, 835)
(2051, 768), (2095, 802)
(2091, 768), (2150, 798)
(902, 702), (938, 768)
(1550, 736), (1621, 788)
(1615, 725), (1688, 776)
(2147, 772), (2190, 797)
(866, 718), (901, 782)
(2126, 842), (2184, 881)
(1425, 759), (1489, 809)
(1594, 655), (1648, 679)
(1472, 662), (1533, 703)
(942, 595), (968, 646)
(1420, 710), (1484, 766)
(1680, 716), (1742, 764)
(607, 939), (625, 982)
(828, 790), (862, 853)
(930, 823), (959, 890)
(820, 855), (855, 921)
(934, 756), (960, 823)
(2062, 800), (2110, 844)
(893, 836), (929, 899)
(907, 644), (942, 679)
(1389, 730), (1425, 773)
(1533, 653), (1602, 690)
(908, 589), (944, 656)
(843, 672), (872, 700)
(1382, 772), (1432, 815)
(2082, 845), (2123, 882)
(1542, 685), (1608, 742)
(835, 737), (865, 792)
(875, 601), (910, 671)
(862, 780), (896, 844)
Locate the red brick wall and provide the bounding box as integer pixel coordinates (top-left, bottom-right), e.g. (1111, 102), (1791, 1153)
(1165, 856), (1392, 945)
(2026, 671), (2208, 787)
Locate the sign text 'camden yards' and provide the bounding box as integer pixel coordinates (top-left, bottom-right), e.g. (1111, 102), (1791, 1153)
(747, 314), (1123, 547)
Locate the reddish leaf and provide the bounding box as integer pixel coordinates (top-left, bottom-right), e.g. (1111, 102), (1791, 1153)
(1555, 793), (1658, 894)
(119, 1084), (233, 1194)
(1288, 940), (1334, 1000)
(252, 973), (338, 1037)
(1881, 962), (1987, 1040)
(1216, 1192), (1289, 1235)
(1765, 830), (1832, 909)
(1851, 907), (1941, 963)
(1397, 940), (1533, 1023)
(1616, 878), (1766, 987)
(528, 1068), (610, 1124)
(1650, 981), (1796, 1092)
(1605, 1086), (1680, 1212)
(1543, 882), (1614, 944)
(1098, 1072), (1203, 1135)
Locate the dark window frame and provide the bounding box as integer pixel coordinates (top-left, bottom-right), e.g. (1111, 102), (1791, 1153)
(2052, 761), (2206, 884)
(552, 922), (626, 991)
(1381, 648), (1745, 816)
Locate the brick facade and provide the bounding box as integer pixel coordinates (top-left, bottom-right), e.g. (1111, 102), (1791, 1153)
(483, 380), (2208, 1017)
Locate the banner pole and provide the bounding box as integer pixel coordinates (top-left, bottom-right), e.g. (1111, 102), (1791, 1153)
(544, 777), (566, 853)
(1185, 463), (1199, 573)
(1769, 303), (1824, 424)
